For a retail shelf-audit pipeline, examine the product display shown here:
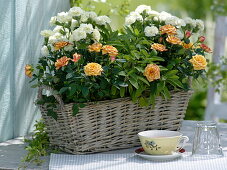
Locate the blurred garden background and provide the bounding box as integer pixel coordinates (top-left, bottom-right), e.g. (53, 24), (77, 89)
(70, 0), (227, 120)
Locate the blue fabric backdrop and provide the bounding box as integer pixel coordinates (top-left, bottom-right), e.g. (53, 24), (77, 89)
(0, 0), (70, 142)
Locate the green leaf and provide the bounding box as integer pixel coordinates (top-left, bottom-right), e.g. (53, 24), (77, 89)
(59, 87), (68, 94)
(82, 87), (89, 97)
(129, 78), (139, 89)
(165, 70), (178, 78)
(111, 85), (117, 95)
(69, 84), (77, 96)
(137, 76), (150, 86)
(47, 109), (58, 120)
(72, 104), (79, 116)
(120, 87), (125, 98)
(79, 103), (86, 108)
(66, 73), (74, 79)
(139, 97), (148, 107)
(118, 71), (127, 76)
(146, 56), (165, 62)
(135, 66), (144, 73)
(168, 79), (184, 88)
(161, 86), (171, 100)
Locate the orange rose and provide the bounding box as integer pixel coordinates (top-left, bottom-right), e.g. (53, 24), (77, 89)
(25, 64), (33, 78)
(144, 64), (160, 82)
(55, 56), (70, 70)
(189, 55), (207, 70)
(151, 43), (168, 52)
(183, 42), (194, 49)
(160, 25), (177, 35)
(88, 43), (103, 52)
(200, 44), (212, 53)
(54, 41), (71, 50)
(166, 35), (182, 45)
(102, 45), (118, 57)
(72, 53), (81, 63)
(84, 63), (103, 76)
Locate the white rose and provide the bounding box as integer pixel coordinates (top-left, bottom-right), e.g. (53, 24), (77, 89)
(49, 16), (57, 26)
(147, 10), (159, 16)
(195, 19), (204, 31)
(135, 5), (151, 14)
(130, 12), (143, 21)
(41, 46), (49, 56)
(68, 7), (84, 17)
(40, 30), (54, 37)
(72, 28), (87, 41)
(144, 26), (159, 37)
(125, 16), (136, 25)
(71, 19), (78, 30)
(158, 11), (172, 22)
(81, 13), (89, 22)
(57, 12), (72, 23)
(165, 16), (179, 26)
(176, 19), (186, 27)
(184, 17), (196, 28)
(153, 16), (159, 21)
(53, 26), (63, 33)
(48, 33), (64, 43)
(79, 24), (94, 34)
(87, 11), (97, 20)
(92, 29), (101, 42)
(95, 16), (111, 25)
(176, 29), (184, 39)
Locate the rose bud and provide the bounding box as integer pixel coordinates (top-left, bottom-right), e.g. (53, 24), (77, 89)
(185, 31), (191, 38)
(159, 37), (163, 43)
(199, 36), (206, 42)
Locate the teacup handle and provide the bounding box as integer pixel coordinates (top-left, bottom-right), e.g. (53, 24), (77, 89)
(177, 136), (189, 151)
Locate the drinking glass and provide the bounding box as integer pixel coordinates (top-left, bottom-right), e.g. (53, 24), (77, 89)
(192, 121), (223, 158)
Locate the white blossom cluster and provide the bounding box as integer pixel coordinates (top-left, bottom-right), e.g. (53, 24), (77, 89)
(125, 5), (205, 38)
(40, 7), (111, 56)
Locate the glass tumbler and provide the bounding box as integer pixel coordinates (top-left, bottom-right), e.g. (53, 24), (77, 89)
(192, 121), (223, 158)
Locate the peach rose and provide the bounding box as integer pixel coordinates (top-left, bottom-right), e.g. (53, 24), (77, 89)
(182, 42), (194, 49)
(84, 63), (103, 76)
(55, 56), (70, 70)
(189, 55), (207, 70)
(144, 64), (160, 82)
(72, 53), (81, 63)
(151, 43), (168, 52)
(25, 64), (33, 78)
(166, 35), (182, 45)
(54, 41), (71, 50)
(88, 43), (103, 53)
(160, 25), (177, 35)
(102, 45), (118, 57)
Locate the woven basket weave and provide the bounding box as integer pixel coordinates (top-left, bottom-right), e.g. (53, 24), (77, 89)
(37, 85), (193, 154)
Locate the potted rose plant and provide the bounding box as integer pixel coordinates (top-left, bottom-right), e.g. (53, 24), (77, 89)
(25, 5), (211, 154)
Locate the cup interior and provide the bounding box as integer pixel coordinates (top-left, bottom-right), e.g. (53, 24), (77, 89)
(138, 130), (182, 138)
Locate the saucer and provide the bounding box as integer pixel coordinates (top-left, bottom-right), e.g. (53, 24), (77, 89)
(135, 148), (184, 161)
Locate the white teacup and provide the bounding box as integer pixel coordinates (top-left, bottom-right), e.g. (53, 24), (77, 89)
(138, 130), (189, 155)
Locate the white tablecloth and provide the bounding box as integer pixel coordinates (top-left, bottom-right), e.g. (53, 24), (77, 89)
(49, 121), (227, 170)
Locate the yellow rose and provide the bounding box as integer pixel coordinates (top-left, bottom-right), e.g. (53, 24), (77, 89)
(182, 42), (194, 49)
(84, 63), (103, 76)
(151, 43), (168, 52)
(25, 64), (33, 78)
(160, 25), (177, 35)
(144, 64), (160, 82)
(54, 41), (71, 50)
(88, 43), (103, 53)
(189, 55), (207, 70)
(166, 35), (182, 45)
(102, 45), (118, 57)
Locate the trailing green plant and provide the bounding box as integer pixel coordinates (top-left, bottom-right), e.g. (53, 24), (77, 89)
(20, 120), (58, 168)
